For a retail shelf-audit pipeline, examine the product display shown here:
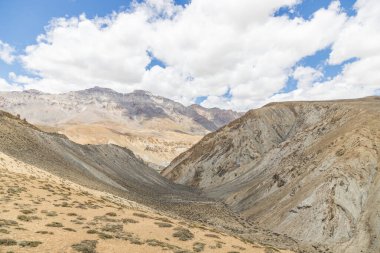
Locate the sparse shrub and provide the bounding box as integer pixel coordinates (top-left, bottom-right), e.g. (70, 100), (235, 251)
(46, 211), (58, 217)
(129, 237), (144, 245)
(63, 227), (76, 232)
(46, 222), (64, 227)
(264, 247), (280, 253)
(0, 219), (18, 226)
(17, 215), (39, 222)
(20, 209), (34, 214)
(232, 245), (246, 250)
(105, 212), (117, 217)
(155, 217), (172, 223)
(72, 240), (98, 253)
(336, 149), (345, 156)
(146, 239), (162, 247)
(18, 241), (42, 247)
(193, 242), (205, 252)
(174, 250), (192, 253)
(133, 212), (148, 218)
(7, 186), (26, 194)
(87, 229), (98, 234)
(122, 218), (139, 224)
(216, 241), (224, 248)
(36, 230), (53, 235)
(98, 232), (113, 239)
(0, 238), (17, 246)
(101, 224), (122, 233)
(172, 227), (194, 241)
(154, 222), (172, 228)
(0, 228), (10, 234)
(204, 234), (220, 239)
(61, 202), (70, 207)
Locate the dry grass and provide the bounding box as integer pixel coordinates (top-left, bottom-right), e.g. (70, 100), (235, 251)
(0, 151), (292, 253)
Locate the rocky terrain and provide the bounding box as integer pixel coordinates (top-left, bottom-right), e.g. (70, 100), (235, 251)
(0, 87), (241, 168)
(163, 96), (380, 253)
(0, 110), (302, 253)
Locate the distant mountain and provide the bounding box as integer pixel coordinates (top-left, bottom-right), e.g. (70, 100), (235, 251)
(0, 87), (242, 168)
(162, 96), (380, 253)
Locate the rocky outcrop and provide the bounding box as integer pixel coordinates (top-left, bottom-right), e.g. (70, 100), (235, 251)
(162, 96), (380, 253)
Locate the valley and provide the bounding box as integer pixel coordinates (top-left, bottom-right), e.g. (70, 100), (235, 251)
(0, 88), (241, 169)
(1, 95), (379, 253)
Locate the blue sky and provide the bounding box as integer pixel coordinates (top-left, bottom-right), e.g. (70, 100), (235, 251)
(1, 0), (377, 110)
(274, 0), (357, 94)
(0, 0), (188, 77)
(0, 0), (189, 47)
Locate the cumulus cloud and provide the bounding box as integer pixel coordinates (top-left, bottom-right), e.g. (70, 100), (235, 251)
(0, 78), (20, 91)
(264, 0), (380, 106)
(292, 66), (323, 89)
(0, 40), (15, 64)
(2, 0), (377, 110)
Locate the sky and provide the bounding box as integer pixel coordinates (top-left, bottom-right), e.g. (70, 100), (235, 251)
(0, 0), (379, 111)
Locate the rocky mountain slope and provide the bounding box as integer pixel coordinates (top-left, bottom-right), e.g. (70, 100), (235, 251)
(0, 110), (303, 253)
(0, 87), (241, 168)
(162, 96), (380, 253)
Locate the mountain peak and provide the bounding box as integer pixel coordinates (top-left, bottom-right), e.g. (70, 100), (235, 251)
(131, 90), (153, 96)
(83, 86), (117, 94)
(23, 89), (45, 95)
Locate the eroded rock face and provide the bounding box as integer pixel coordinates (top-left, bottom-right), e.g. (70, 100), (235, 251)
(162, 96), (380, 253)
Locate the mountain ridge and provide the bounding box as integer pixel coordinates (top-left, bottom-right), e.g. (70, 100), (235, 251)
(162, 96), (380, 253)
(0, 87), (242, 168)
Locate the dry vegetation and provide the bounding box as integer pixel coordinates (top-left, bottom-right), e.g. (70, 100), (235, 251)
(0, 152), (292, 253)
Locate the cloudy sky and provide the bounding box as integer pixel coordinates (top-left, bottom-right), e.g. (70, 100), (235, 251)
(0, 0), (379, 111)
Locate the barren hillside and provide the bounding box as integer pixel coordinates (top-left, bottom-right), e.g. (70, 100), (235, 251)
(0, 152), (289, 253)
(163, 96), (380, 253)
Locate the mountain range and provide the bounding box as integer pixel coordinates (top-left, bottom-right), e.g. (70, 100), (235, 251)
(1, 89), (380, 253)
(0, 87), (242, 169)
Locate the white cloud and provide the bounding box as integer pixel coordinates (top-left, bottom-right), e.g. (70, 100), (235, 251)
(292, 66), (323, 89)
(0, 40), (15, 64)
(7, 0), (378, 110)
(8, 72), (37, 85)
(263, 0), (380, 106)
(0, 78), (21, 91)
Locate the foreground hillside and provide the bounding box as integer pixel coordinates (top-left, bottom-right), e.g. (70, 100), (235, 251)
(0, 110), (302, 253)
(0, 87), (241, 168)
(163, 96), (380, 253)
(0, 152), (285, 253)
